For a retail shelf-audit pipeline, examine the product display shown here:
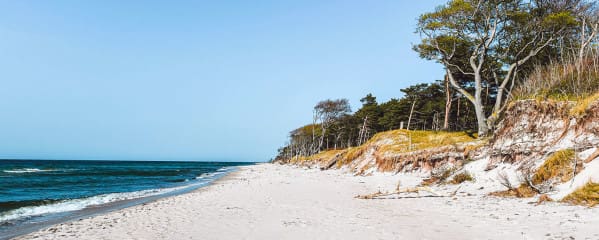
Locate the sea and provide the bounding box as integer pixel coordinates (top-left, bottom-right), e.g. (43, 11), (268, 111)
(0, 160), (253, 239)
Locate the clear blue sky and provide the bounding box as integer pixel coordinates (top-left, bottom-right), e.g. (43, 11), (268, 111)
(0, 0), (445, 162)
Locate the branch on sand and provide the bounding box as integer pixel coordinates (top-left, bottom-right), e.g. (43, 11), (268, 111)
(355, 186), (461, 200)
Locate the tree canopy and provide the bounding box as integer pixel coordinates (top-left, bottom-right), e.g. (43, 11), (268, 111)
(414, 0), (580, 136)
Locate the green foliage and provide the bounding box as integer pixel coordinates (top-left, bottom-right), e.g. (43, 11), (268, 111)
(414, 0), (588, 136)
(543, 11), (577, 28)
(275, 0), (595, 162)
(354, 93), (383, 132)
(378, 82), (473, 131)
(275, 80), (484, 161)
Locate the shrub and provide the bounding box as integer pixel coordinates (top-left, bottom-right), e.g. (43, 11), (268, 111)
(450, 171), (474, 184)
(422, 167), (456, 186)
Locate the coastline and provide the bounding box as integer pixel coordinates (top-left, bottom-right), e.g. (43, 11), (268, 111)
(3, 165), (244, 240)
(14, 163), (599, 240)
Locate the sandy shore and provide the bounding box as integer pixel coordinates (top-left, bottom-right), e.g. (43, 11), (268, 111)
(15, 163), (599, 240)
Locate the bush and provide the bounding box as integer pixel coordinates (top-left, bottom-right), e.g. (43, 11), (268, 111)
(450, 171), (474, 184)
(422, 167), (456, 186)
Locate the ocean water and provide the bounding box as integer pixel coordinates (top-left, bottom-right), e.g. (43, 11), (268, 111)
(0, 160), (252, 238)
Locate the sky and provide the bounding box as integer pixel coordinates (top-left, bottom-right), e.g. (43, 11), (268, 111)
(0, 0), (446, 162)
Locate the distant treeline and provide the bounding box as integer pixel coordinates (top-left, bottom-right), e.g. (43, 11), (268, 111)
(275, 0), (599, 162)
(275, 81), (482, 161)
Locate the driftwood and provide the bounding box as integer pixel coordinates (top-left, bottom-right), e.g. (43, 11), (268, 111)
(584, 148), (599, 163)
(355, 186), (461, 200)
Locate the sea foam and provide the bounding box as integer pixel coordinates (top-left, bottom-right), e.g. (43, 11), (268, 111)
(0, 182), (206, 223)
(3, 168), (56, 174)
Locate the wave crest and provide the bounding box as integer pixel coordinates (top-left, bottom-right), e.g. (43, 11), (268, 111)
(3, 168), (56, 174)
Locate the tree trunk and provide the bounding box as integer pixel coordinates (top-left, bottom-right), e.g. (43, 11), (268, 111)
(407, 100), (416, 131)
(318, 126), (326, 152)
(443, 74), (451, 130)
(474, 99), (488, 137)
(358, 116), (368, 145)
(446, 68), (488, 137)
(578, 20), (598, 71)
(473, 71), (489, 137)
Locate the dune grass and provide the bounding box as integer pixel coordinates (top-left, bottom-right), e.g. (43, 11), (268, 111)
(295, 129), (479, 169)
(296, 149), (346, 163)
(375, 129), (477, 154)
(532, 149), (575, 185)
(335, 129), (477, 167)
(511, 55), (599, 119)
(336, 146), (366, 166)
(569, 92), (599, 118)
(562, 182), (599, 207)
(513, 55), (599, 102)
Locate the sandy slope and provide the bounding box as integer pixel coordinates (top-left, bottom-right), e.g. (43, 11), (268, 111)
(16, 164), (599, 240)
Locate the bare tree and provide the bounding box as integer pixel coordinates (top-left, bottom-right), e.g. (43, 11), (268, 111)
(576, 2), (599, 69)
(407, 100), (416, 131)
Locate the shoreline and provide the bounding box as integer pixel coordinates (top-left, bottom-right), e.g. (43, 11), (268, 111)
(3, 166), (244, 240)
(14, 163), (599, 240)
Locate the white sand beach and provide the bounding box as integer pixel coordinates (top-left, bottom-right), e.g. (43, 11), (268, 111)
(16, 164), (599, 240)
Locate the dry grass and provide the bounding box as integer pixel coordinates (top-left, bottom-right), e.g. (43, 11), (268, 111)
(450, 171), (474, 184)
(332, 129), (476, 167)
(513, 54), (599, 102)
(536, 194), (553, 205)
(562, 182), (599, 207)
(512, 54), (599, 118)
(489, 184), (537, 198)
(375, 130), (476, 154)
(337, 146), (366, 167)
(294, 149), (346, 164)
(570, 92), (599, 118)
(532, 149), (575, 185)
(309, 149), (345, 161)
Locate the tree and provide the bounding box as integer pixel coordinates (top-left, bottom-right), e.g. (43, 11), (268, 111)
(274, 82), (480, 161)
(415, 0), (576, 136)
(377, 83), (450, 131)
(313, 99), (351, 152)
(354, 93), (384, 133)
(378, 99), (403, 130)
